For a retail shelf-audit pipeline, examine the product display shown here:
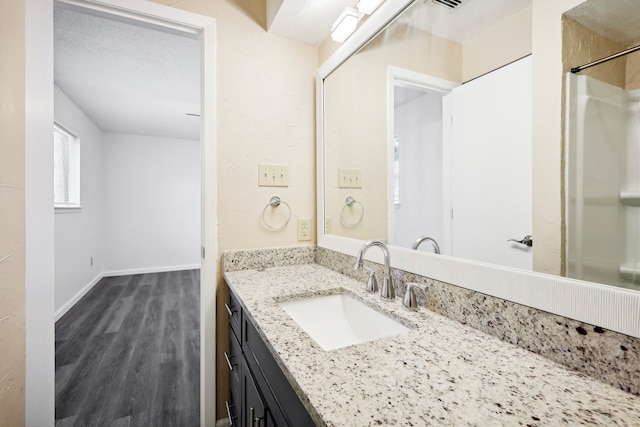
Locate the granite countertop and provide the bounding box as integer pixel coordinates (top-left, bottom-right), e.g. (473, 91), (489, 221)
(224, 263), (640, 426)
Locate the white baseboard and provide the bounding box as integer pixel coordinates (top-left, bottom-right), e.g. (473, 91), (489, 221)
(216, 419), (231, 427)
(55, 272), (104, 322)
(103, 263), (201, 277)
(55, 264), (200, 322)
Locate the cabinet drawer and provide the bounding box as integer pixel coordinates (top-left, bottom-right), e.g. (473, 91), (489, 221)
(226, 287), (242, 340)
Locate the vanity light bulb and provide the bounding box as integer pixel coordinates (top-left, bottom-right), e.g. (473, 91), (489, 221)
(331, 7), (360, 43)
(357, 0), (385, 15)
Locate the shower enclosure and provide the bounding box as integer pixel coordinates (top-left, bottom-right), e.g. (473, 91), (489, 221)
(566, 72), (640, 290)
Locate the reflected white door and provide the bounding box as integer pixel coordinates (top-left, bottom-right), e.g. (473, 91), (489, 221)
(447, 56), (533, 270)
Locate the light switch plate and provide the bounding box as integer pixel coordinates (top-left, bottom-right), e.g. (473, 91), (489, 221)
(297, 218), (312, 241)
(259, 163), (289, 187)
(338, 168), (362, 188)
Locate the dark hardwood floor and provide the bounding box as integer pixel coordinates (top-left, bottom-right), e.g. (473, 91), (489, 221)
(55, 270), (200, 427)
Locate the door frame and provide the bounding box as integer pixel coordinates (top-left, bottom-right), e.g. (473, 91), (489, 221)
(386, 66), (458, 249)
(26, 1), (217, 425)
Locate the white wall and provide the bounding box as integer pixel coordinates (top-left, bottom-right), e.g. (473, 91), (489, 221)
(102, 132), (201, 274)
(54, 90), (201, 312)
(393, 91), (444, 250)
(54, 86), (104, 315)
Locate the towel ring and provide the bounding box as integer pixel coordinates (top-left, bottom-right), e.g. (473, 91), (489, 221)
(340, 196), (364, 227)
(262, 196), (291, 230)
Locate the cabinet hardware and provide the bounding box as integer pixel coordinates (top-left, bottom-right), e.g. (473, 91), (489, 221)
(224, 351), (234, 371)
(225, 303), (236, 317)
(225, 401), (237, 426)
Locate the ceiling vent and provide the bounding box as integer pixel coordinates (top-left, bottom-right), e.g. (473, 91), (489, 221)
(432, 0), (464, 10)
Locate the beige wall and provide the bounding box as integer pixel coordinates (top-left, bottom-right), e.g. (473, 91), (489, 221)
(0, 1), (26, 425)
(626, 51), (640, 90)
(319, 36), (341, 66)
(150, 0), (318, 417)
(462, 5), (532, 82)
(531, 0), (586, 275)
(562, 17), (626, 88)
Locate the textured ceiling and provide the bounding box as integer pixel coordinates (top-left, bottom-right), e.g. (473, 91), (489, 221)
(54, 7), (200, 141)
(564, 0), (640, 46)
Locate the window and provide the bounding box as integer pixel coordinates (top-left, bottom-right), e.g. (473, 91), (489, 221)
(54, 123), (80, 208)
(394, 136), (400, 206)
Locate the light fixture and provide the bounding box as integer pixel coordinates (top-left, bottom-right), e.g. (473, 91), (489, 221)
(356, 0), (385, 15)
(331, 7), (359, 43)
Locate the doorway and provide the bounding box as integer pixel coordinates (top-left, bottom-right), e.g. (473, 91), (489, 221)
(387, 67), (457, 253)
(25, 1), (216, 425)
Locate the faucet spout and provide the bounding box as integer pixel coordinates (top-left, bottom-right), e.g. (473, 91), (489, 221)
(354, 240), (395, 300)
(411, 236), (440, 254)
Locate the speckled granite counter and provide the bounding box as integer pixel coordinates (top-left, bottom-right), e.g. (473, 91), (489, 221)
(225, 263), (640, 426)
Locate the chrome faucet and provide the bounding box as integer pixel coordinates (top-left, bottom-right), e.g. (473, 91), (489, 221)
(411, 236), (440, 254)
(354, 240), (395, 300)
(402, 282), (427, 311)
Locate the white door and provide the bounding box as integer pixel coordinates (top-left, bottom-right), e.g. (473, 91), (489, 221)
(447, 56), (533, 270)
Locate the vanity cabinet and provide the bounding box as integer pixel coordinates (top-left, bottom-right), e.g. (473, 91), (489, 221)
(225, 284), (315, 427)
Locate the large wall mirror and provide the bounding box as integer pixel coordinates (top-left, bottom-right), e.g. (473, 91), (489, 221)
(317, 0), (640, 338)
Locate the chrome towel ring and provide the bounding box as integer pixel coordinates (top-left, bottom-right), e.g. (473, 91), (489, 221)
(340, 196), (364, 226)
(262, 196), (291, 230)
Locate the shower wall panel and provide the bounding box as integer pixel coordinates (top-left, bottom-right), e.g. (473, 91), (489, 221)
(566, 74), (639, 288)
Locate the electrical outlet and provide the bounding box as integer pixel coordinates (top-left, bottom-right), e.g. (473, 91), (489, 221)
(325, 218), (332, 234)
(297, 218), (312, 241)
(338, 168), (362, 188)
(258, 163), (289, 187)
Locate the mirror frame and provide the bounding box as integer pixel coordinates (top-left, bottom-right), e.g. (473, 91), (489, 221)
(316, 0), (640, 338)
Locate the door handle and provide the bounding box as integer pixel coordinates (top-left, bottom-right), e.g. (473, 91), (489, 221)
(508, 235), (533, 247)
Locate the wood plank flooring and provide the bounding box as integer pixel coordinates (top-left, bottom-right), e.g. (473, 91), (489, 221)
(55, 270), (200, 427)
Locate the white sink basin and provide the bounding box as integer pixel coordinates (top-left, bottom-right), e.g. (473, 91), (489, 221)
(279, 292), (410, 351)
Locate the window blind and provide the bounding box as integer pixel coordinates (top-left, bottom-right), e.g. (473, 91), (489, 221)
(54, 124), (77, 206)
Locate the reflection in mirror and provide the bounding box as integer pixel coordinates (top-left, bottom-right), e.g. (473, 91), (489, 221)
(323, 0), (534, 270)
(322, 0), (640, 291)
(564, 1), (640, 291)
(390, 71), (450, 253)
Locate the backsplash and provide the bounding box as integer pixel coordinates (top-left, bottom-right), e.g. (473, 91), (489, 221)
(223, 245), (315, 272)
(223, 245), (640, 396)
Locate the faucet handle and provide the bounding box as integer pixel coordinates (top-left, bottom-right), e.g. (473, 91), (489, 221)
(402, 283), (427, 311)
(363, 266), (378, 293)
